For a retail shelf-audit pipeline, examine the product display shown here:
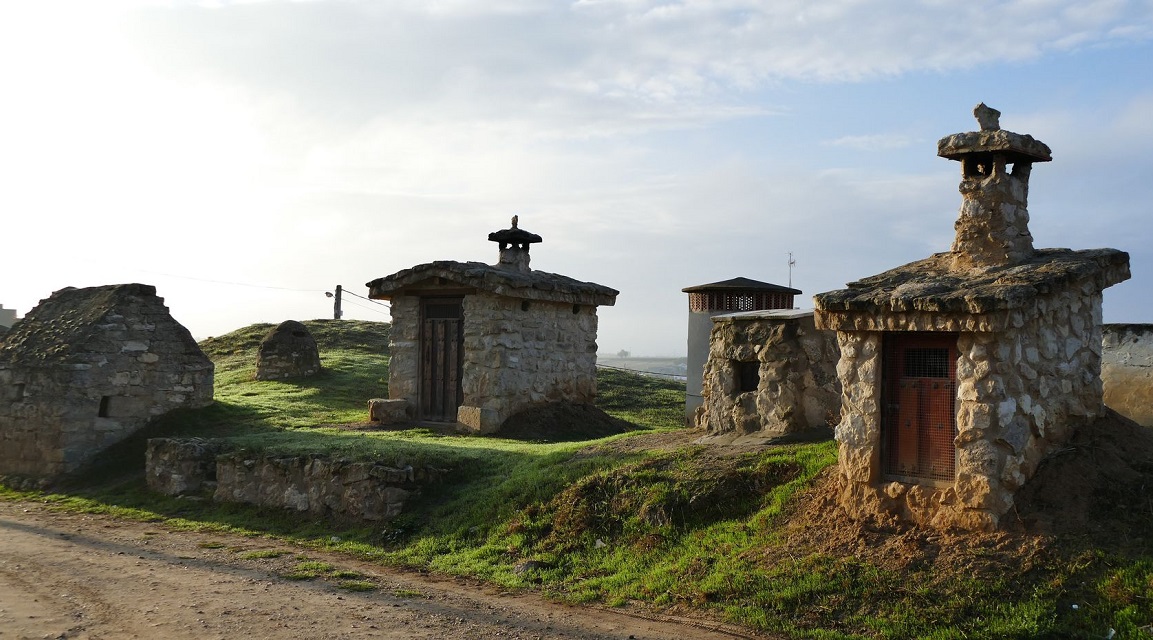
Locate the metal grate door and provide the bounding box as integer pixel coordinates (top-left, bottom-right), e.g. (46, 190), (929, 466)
(881, 333), (959, 484)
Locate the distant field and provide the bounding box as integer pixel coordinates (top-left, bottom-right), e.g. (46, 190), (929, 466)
(596, 356), (687, 381)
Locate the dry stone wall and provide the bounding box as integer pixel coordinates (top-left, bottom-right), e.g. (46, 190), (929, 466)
(146, 438), (443, 522)
(457, 296), (598, 433)
(0, 284), (213, 480)
(697, 311), (839, 442)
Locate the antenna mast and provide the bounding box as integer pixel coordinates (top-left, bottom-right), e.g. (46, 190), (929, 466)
(788, 252), (796, 288)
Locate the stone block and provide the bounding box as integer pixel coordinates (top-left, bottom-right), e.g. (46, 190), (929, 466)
(368, 399), (410, 424)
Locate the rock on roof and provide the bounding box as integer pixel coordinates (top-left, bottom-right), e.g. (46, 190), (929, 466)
(0, 283), (199, 365)
(814, 248), (1130, 316)
(366, 261), (618, 306)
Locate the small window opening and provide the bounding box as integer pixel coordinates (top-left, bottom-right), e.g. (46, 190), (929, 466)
(572, 304), (581, 314)
(735, 361), (759, 393)
(98, 396), (111, 418)
(12, 383), (25, 402)
(521, 300), (531, 311)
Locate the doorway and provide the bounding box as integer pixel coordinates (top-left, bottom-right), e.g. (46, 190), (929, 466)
(420, 297), (464, 422)
(881, 332), (959, 484)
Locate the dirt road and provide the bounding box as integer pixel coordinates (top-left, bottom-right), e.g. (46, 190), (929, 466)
(0, 500), (769, 640)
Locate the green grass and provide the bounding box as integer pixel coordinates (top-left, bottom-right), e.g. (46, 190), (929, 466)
(4, 319), (1151, 639)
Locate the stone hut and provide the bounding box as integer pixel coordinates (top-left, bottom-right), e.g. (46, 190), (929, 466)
(366, 217), (618, 434)
(682, 278), (801, 425)
(0, 284), (214, 480)
(255, 320), (321, 380)
(696, 309), (840, 443)
(814, 105), (1130, 531)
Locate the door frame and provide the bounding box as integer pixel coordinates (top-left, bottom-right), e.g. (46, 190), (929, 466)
(418, 297), (464, 422)
(880, 331), (960, 486)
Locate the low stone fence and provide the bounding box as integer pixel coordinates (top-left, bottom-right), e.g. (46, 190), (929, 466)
(146, 438), (444, 522)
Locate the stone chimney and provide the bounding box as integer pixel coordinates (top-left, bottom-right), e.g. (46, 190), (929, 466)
(938, 103), (1052, 271)
(487, 215), (542, 273)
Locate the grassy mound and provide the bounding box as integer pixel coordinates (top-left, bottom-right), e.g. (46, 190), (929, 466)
(5, 320), (1151, 638)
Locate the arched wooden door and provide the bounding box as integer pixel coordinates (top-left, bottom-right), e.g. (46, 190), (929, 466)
(881, 332), (959, 484)
(420, 298), (464, 422)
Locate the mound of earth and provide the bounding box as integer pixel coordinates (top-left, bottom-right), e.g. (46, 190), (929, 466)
(496, 403), (640, 442)
(750, 408), (1153, 587)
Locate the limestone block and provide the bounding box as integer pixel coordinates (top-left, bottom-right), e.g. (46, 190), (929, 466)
(368, 399), (410, 424)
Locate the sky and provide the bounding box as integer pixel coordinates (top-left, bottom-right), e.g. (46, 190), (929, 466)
(2, 0), (1151, 356)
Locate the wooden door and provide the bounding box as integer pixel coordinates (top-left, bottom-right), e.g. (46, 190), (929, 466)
(882, 333), (958, 484)
(420, 298), (464, 422)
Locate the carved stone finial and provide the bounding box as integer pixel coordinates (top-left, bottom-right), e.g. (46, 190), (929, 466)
(974, 103), (1001, 132)
(512, 215), (519, 229)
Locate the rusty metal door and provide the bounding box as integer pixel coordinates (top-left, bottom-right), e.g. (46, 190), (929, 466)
(420, 298), (463, 422)
(882, 333), (959, 483)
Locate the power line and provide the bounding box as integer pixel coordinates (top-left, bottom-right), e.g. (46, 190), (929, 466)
(139, 270), (325, 293)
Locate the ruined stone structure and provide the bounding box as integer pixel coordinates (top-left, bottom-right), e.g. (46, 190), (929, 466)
(814, 105), (1130, 531)
(366, 218), (618, 434)
(683, 278), (800, 426)
(0, 284), (214, 480)
(146, 438), (442, 522)
(696, 310), (840, 443)
(255, 320), (321, 380)
(1101, 324), (1153, 427)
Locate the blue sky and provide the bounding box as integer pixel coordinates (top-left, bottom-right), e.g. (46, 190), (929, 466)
(2, 1), (1151, 355)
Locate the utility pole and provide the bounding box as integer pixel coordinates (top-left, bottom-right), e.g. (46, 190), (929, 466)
(333, 285), (343, 319)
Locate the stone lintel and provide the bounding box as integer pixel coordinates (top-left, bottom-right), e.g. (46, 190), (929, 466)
(711, 309), (814, 324)
(815, 309), (1008, 333)
(937, 129), (1052, 163)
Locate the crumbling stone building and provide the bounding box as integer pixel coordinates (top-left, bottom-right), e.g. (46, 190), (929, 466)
(814, 105), (1130, 530)
(366, 218), (618, 434)
(255, 320), (321, 380)
(696, 309), (840, 443)
(682, 277), (801, 426)
(0, 284), (214, 480)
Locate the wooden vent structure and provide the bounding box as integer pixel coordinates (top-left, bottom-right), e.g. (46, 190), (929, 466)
(682, 277), (800, 313)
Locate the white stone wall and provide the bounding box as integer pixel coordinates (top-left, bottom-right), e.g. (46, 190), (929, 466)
(697, 312), (840, 441)
(1102, 324), (1153, 427)
(832, 282), (1105, 531)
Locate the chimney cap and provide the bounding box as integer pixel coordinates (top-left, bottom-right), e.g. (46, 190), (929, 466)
(488, 215), (543, 250)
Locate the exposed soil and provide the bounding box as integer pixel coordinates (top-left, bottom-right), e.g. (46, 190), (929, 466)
(498, 403), (637, 442)
(753, 409), (1153, 593)
(0, 500), (772, 640)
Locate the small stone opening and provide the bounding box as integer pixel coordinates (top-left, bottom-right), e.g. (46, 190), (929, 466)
(572, 304), (581, 314)
(521, 300), (531, 311)
(98, 396), (111, 418)
(12, 383), (25, 402)
(734, 360), (759, 393)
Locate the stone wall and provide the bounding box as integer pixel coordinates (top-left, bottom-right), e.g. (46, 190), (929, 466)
(457, 295), (598, 433)
(0, 285), (214, 480)
(696, 311), (839, 442)
(146, 438), (443, 522)
(386, 295), (420, 412)
(1102, 324), (1153, 427)
(255, 320), (321, 380)
(831, 282), (1105, 531)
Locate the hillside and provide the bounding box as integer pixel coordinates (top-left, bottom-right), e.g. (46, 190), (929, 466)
(3, 320), (1152, 638)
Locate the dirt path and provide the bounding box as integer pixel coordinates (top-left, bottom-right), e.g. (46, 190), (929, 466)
(0, 500), (771, 640)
